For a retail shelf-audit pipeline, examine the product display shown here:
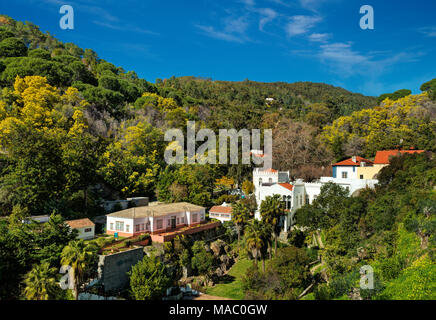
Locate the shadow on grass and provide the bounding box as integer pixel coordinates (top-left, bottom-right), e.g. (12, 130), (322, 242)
(214, 274), (236, 284)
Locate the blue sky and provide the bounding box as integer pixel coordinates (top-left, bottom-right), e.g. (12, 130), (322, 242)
(1, 0), (435, 96)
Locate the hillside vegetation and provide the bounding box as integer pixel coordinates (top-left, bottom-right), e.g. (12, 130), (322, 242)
(0, 15), (435, 300)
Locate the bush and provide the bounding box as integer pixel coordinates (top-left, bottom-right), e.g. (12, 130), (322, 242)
(0, 38), (27, 57)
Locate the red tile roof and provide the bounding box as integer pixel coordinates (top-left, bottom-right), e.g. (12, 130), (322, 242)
(278, 183), (294, 191)
(373, 150), (425, 164)
(209, 206), (233, 214)
(66, 218), (94, 229)
(333, 156), (373, 166)
(263, 168), (278, 173)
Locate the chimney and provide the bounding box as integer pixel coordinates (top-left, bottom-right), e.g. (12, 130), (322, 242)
(352, 156), (357, 163)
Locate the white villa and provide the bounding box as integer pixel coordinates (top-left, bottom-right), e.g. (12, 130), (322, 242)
(253, 155), (380, 231)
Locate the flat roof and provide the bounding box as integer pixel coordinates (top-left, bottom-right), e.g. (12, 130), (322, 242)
(107, 202), (205, 219)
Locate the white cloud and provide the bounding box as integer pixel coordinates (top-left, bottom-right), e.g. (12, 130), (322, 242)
(317, 42), (423, 76)
(258, 8), (278, 31)
(419, 26), (436, 37)
(308, 32), (330, 42)
(286, 15), (322, 37)
(196, 25), (246, 43)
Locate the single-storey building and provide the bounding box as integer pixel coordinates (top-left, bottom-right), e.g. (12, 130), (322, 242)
(106, 202), (206, 237)
(209, 202), (233, 223)
(66, 218), (95, 240)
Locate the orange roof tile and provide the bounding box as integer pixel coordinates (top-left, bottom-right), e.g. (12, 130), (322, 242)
(278, 183), (294, 191)
(209, 206), (233, 214)
(66, 218), (94, 229)
(373, 150), (425, 164)
(262, 168), (278, 173)
(333, 156), (373, 166)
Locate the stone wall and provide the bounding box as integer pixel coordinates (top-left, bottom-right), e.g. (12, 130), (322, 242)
(98, 247), (143, 292)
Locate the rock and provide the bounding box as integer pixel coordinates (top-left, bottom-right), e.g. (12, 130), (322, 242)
(210, 239), (226, 256)
(215, 267), (224, 277)
(204, 244), (211, 253)
(219, 254), (231, 267)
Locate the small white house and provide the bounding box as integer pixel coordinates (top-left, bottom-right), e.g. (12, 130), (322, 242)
(66, 218), (95, 240)
(209, 202), (233, 223)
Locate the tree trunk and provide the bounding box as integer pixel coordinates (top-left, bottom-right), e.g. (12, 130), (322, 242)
(274, 234), (278, 256)
(253, 250), (258, 268)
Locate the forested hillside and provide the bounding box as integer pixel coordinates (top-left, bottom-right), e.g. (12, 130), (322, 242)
(0, 15), (435, 300)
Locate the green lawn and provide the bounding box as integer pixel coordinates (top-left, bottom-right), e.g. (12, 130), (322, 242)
(206, 258), (254, 300)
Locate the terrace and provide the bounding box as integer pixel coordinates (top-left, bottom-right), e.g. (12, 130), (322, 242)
(151, 220), (221, 243)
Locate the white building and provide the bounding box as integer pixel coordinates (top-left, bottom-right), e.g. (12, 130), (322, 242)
(106, 202), (205, 237)
(209, 202), (233, 223)
(253, 156), (379, 232)
(332, 156), (373, 180)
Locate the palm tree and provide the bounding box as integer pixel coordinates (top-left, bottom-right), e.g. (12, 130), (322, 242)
(259, 224), (273, 272)
(244, 220), (264, 269)
(23, 262), (58, 300)
(60, 239), (98, 300)
(232, 201), (250, 251)
(260, 195), (286, 256)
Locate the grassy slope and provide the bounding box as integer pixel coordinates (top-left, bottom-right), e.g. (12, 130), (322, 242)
(205, 259), (253, 300)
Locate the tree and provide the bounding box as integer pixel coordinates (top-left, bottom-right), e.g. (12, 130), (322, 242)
(191, 241), (214, 281)
(129, 255), (172, 300)
(260, 195), (285, 255)
(242, 180), (254, 196)
(0, 37), (27, 57)
(244, 220), (265, 269)
(231, 201), (250, 248)
(60, 240), (98, 300)
(404, 198), (436, 249)
(22, 262), (58, 300)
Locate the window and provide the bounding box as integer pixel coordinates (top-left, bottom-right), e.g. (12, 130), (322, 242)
(259, 178), (263, 186)
(126, 225), (130, 232)
(167, 219), (171, 227)
(342, 172), (348, 179)
(141, 223), (145, 231)
(146, 222), (150, 230)
(305, 195), (310, 205)
(177, 218), (180, 224)
(192, 213), (198, 223)
(268, 178), (273, 183)
(360, 175), (364, 179)
(84, 228), (92, 233)
(110, 223), (114, 230)
(181, 217), (185, 224)
(156, 219), (163, 229)
(115, 221), (124, 231)
(135, 224), (140, 232)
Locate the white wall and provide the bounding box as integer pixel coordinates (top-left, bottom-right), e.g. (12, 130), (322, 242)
(106, 216), (134, 235)
(76, 226), (95, 240)
(335, 166), (358, 179)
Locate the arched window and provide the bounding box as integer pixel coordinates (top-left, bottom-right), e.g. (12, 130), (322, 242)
(268, 178), (273, 183)
(259, 178), (263, 186)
